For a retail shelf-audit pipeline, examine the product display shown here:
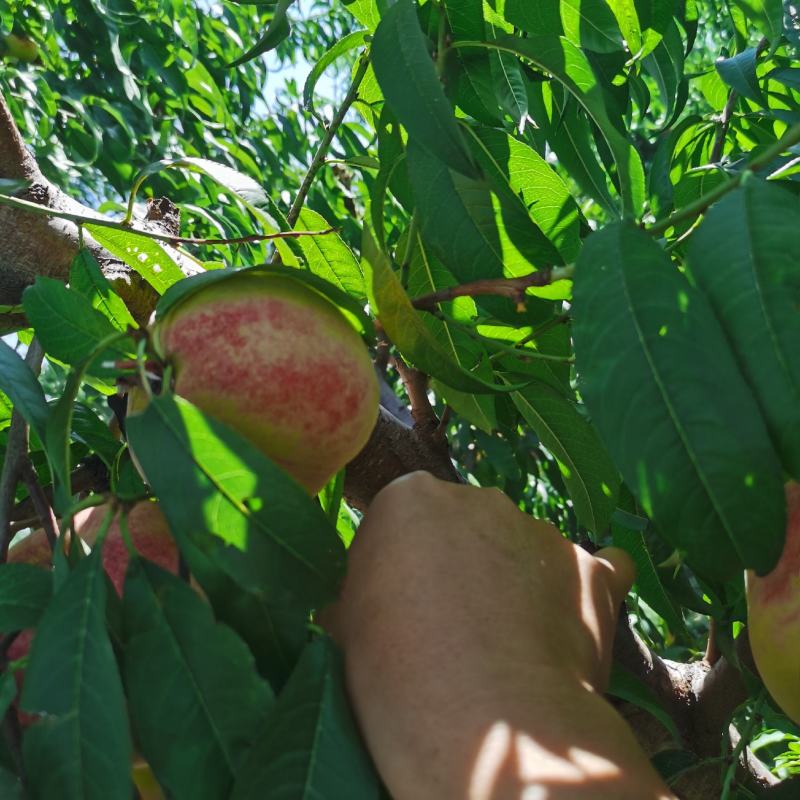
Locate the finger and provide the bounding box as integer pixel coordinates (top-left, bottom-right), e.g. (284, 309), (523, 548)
(594, 546), (636, 610)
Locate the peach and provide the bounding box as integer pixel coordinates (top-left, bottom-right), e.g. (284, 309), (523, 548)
(746, 482), (800, 722)
(144, 271), (379, 494)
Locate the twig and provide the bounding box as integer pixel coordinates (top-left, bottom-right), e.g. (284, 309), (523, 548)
(648, 121), (800, 237)
(393, 357), (439, 434)
(710, 90), (739, 163)
(434, 405), (452, 442)
(19, 460), (58, 551)
(286, 52), (371, 227)
(487, 311), (571, 363)
(0, 340), (44, 561)
(0, 193), (335, 246)
(10, 456), (109, 525)
(710, 38), (768, 164)
(411, 266), (572, 311)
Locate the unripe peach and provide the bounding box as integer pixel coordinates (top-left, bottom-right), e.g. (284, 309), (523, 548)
(2, 34), (38, 63)
(746, 482), (800, 722)
(144, 272), (379, 494)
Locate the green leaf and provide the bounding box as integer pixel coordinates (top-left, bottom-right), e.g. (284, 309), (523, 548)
(406, 140), (560, 286)
(572, 222), (785, 582)
(45, 330), (129, 514)
(228, 0), (294, 67)
(561, 0), (624, 54)
(20, 548), (132, 800)
(231, 637), (380, 800)
(729, 0), (784, 42)
(460, 35), (645, 215)
(22, 277), (134, 372)
(505, 0), (563, 35)
(686, 179), (800, 479)
(510, 382), (620, 532)
(611, 519), (686, 638)
(131, 156), (270, 210)
(0, 564), (53, 632)
(69, 403), (121, 468)
(0, 340), (49, 446)
(294, 208), (366, 300)
(123, 558), (273, 799)
(371, 0), (478, 177)
(86, 225), (185, 295)
(68, 249), (138, 332)
(303, 31), (368, 112)
(527, 83), (618, 216)
(362, 227), (517, 394)
(715, 48), (763, 104)
(642, 20), (684, 123)
(406, 234), (497, 431)
(126, 395), (346, 609)
(462, 125), (582, 262)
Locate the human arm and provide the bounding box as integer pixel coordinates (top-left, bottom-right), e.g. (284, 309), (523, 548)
(324, 471), (677, 800)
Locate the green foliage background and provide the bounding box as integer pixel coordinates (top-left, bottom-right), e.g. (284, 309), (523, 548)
(2, 0), (800, 796)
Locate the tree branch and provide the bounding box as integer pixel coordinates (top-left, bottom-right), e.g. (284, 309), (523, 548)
(286, 52), (370, 228)
(648, 121), (800, 238)
(19, 460), (58, 551)
(411, 266), (573, 311)
(0, 192), (335, 247)
(0, 90), (201, 327)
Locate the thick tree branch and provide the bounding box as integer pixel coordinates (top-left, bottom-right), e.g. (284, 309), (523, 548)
(343, 406), (463, 511)
(0, 90), (201, 328)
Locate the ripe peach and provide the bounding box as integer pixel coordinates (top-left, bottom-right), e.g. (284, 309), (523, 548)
(746, 482), (800, 722)
(145, 272), (379, 494)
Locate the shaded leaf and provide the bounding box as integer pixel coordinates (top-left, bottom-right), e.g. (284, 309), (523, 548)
(371, 0), (478, 177)
(510, 381), (620, 532)
(231, 637), (380, 800)
(0, 564), (53, 632)
(0, 340), (49, 446)
(572, 222), (784, 581)
(126, 395), (346, 609)
(123, 558), (273, 799)
(687, 179), (800, 478)
(21, 549), (132, 800)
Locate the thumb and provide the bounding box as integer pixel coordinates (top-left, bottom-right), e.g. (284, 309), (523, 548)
(594, 546), (636, 610)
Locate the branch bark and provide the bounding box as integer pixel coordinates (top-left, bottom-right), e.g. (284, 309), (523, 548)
(0, 90), (201, 328)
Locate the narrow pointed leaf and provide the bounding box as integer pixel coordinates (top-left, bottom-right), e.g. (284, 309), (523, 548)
(687, 179), (800, 478)
(0, 341), (49, 445)
(572, 222), (784, 581)
(123, 558), (273, 799)
(371, 0), (478, 178)
(510, 381), (620, 532)
(126, 395), (345, 609)
(231, 637), (380, 800)
(20, 549), (132, 800)
(0, 564), (53, 632)
(459, 35), (645, 215)
(363, 228), (518, 394)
